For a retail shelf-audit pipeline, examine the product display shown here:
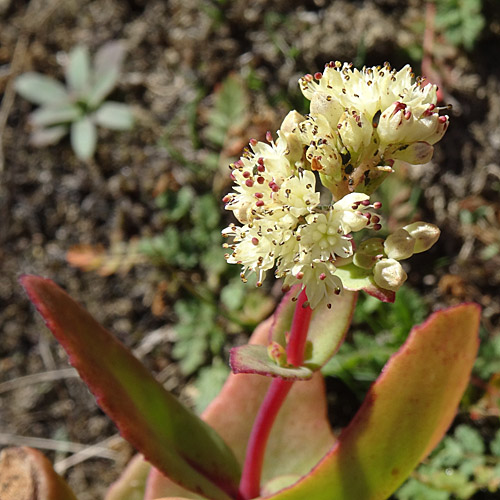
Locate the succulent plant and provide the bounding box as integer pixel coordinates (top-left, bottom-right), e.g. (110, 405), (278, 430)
(15, 42), (134, 160)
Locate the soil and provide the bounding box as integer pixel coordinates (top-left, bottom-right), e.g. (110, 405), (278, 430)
(1, 0), (500, 498)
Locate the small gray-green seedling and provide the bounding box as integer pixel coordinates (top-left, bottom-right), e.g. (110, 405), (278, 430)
(15, 42), (134, 160)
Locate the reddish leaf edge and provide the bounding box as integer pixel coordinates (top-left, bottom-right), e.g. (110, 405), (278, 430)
(261, 302), (481, 500)
(20, 274), (240, 500)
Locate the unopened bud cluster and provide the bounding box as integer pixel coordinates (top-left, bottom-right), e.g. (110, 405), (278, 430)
(354, 222), (440, 291)
(223, 62), (448, 308)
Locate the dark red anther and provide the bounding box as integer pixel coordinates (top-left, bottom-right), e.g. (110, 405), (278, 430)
(243, 171), (251, 178)
(391, 101), (407, 116)
(257, 176), (265, 184)
(373, 223), (382, 231)
(373, 201), (382, 209)
(252, 237), (259, 245)
(438, 116), (447, 123)
(314, 72), (323, 80)
(256, 200), (265, 207)
(319, 273), (326, 281)
(255, 192), (263, 198)
(371, 215), (380, 224)
(245, 179), (254, 187)
(257, 164), (265, 172)
(361, 199), (370, 206)
(222, 195), (231, 203)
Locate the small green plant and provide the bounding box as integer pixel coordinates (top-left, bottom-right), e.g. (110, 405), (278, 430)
(435, 0), (485, 51)
(15, 42), (134, 160)
(396, 425), (500, 499)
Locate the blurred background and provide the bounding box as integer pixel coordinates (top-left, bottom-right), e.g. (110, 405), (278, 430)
(1, 0), (500, 498)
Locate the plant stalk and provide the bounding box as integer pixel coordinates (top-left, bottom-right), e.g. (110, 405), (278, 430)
(238, 288), (312, 499)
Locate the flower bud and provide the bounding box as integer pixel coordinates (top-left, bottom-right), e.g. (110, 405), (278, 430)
(337, 109), (373, 154)
(353, 238), (385, 269)
(267, 341), (288, 367)
(280, 111), (306, 164)
(310, 92), (344, 129)
(384, 228), (415, 260)
(373, 258), (407, 291)
(403, 221), (440, 253)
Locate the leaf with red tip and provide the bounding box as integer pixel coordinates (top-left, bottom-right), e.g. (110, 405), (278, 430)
(146, 317), (336, 499)
(264, 303), (481, 500)
(0, 447), (78, 500)
(20, 275), (240, 500)
(230, 345), (313, 379)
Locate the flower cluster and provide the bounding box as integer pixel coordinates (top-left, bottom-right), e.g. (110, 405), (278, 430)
(223, 62), (448, 308)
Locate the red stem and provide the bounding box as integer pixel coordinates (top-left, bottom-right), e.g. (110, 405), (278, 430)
(238, 288), (312, 499)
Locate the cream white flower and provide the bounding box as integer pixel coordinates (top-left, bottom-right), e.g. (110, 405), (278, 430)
(223, 62), (448, 308)
(297, 62), (449, 198)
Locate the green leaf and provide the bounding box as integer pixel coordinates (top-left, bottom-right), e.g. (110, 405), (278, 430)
(147, 316), (337, 499)
(265, 303), (481, 500)
(66, 45), (91, 93)
(0, 447), (78, 500)
(230, 344), (313, 380)
(71, 117), (97, 160)
(29, 104), (82, 127)
(30, 125), (69, 147)
(88, 41), (126, 107)
(205, 74), (249, 147)
(20, 275), (241, 500)
(15, 72), (69, 105)
(194, 360), (231, 415)
(491, 429), (500, 457)
(94, 102), (134, 130)
(335, 263), (395, 302)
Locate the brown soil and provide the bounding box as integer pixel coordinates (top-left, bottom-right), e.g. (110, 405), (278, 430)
(1, 0), (500, 498)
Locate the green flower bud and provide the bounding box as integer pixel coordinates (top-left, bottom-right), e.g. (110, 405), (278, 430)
(353, 238), (385, 269)
(384, 228), (415, 260)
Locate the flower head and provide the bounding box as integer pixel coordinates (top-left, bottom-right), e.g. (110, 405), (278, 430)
(223, 62), (448, 308)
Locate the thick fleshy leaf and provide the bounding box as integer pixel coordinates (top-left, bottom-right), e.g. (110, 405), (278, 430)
(105, 454), (151, 500)
(30, 104), (82, 127)
(230, 344), (313, 380)
(71, 117), (97, 160)
(0, 447), (78, 500)
(147, 316), (336, 499)
(266, 288), (357, 371)
(88, 41), (126, 107)
(94, 102), (134, 130)
(15, 72), (69, 105)
(264, 303), (481, 500)
(66, 45), (91, 93)
(20, 275), (241, 500)
(336, 263), (395, 302)
(30, 125), (69, 147)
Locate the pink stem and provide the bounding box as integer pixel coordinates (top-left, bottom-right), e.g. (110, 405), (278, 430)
(238, 288), (312, 499)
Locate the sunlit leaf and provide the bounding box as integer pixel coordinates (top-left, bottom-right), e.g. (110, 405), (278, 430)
(94, 102), (134, 130)
(71, 116), (97, 160)
(21, 275), (241, 500)
(29, 104), (81, 127)
(66, 45), (91, 93)
(265, 303), (481, 500)
(15, 72), (69, 105)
